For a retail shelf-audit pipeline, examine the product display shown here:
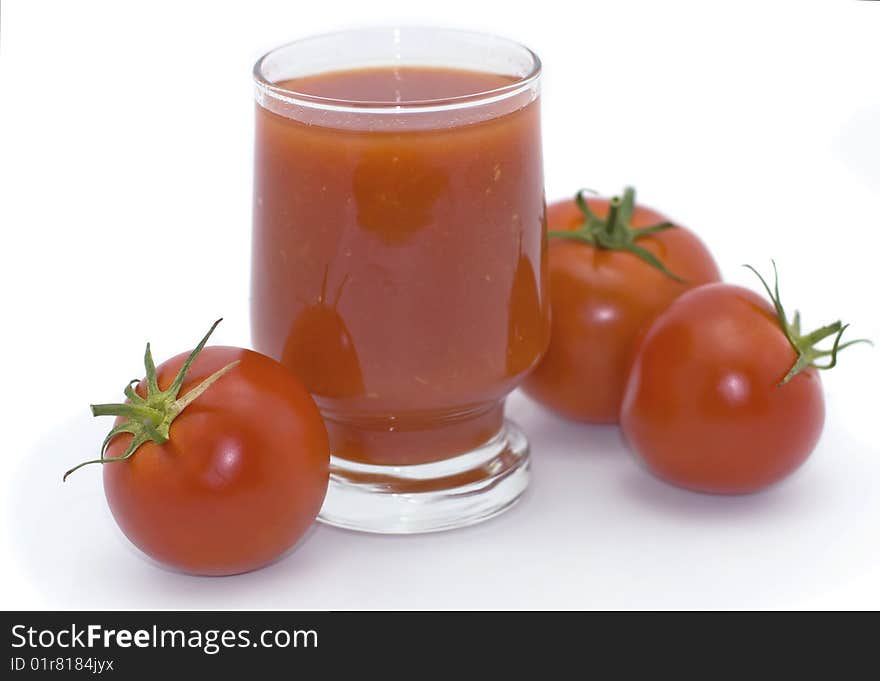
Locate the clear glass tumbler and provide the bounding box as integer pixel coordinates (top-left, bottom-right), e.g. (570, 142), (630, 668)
(251, 27), (548, 533)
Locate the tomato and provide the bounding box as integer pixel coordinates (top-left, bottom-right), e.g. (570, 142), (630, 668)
(620, 269), (867, 494)
(67, 322), (329, 575)
(521, 188), (720, 423)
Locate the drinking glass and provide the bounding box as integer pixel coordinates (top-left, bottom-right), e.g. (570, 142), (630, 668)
(252, 27), (548, 533)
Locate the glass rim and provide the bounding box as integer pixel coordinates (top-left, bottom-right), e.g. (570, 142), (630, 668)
(252, 27), (542, 115)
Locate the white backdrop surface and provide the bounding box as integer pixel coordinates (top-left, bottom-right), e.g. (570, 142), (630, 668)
(1, 0), (879, 609)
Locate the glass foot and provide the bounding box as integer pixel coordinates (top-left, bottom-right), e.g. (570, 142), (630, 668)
(317, 419), (530, 534)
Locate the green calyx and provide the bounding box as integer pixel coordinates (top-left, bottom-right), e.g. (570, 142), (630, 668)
(547, 186), (685, 282)
(746, 262), (872, 386)
(63, 319), (239, 481)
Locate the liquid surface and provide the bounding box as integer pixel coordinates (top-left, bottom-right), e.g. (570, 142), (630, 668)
(276, 66), (519, 103)
(252, 66), (549, 465)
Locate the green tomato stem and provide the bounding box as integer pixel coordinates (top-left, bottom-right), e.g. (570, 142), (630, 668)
(63, 319), (239, 481)
(744, 262), (872, 385)
(548, 186), (686, 282)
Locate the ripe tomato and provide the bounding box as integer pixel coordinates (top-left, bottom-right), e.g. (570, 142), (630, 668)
(620, 268), (867, 494)
(67, 322), (329, 575)
(521, 188), (720, 423)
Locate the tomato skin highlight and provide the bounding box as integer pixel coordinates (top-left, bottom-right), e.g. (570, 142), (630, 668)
(103, 346), (329, 576)
(620, 283), (825, 494)
(521, 196), (720, 423)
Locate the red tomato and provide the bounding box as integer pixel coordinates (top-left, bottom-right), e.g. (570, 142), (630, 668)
(521, 189), (720, 423)
(68, 323), (329, 575)
(620, 283), (824, 494)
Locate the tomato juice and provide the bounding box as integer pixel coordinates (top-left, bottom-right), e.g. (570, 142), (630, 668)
(252, 64), (548, 466)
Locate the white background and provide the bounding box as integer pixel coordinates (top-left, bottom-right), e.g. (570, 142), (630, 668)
(2, 0), (879, 609)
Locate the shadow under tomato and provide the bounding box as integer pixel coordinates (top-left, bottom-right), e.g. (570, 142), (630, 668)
(508, 387), (827, 525)
(614, 439), (823, 521)
(508, 389), (625, 459)
(7, 415), (335, 608)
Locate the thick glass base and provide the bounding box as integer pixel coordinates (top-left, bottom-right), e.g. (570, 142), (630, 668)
(317, 420), (530, 534)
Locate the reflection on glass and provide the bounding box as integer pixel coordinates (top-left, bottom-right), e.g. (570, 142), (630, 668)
(251, 28), (547, 532)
